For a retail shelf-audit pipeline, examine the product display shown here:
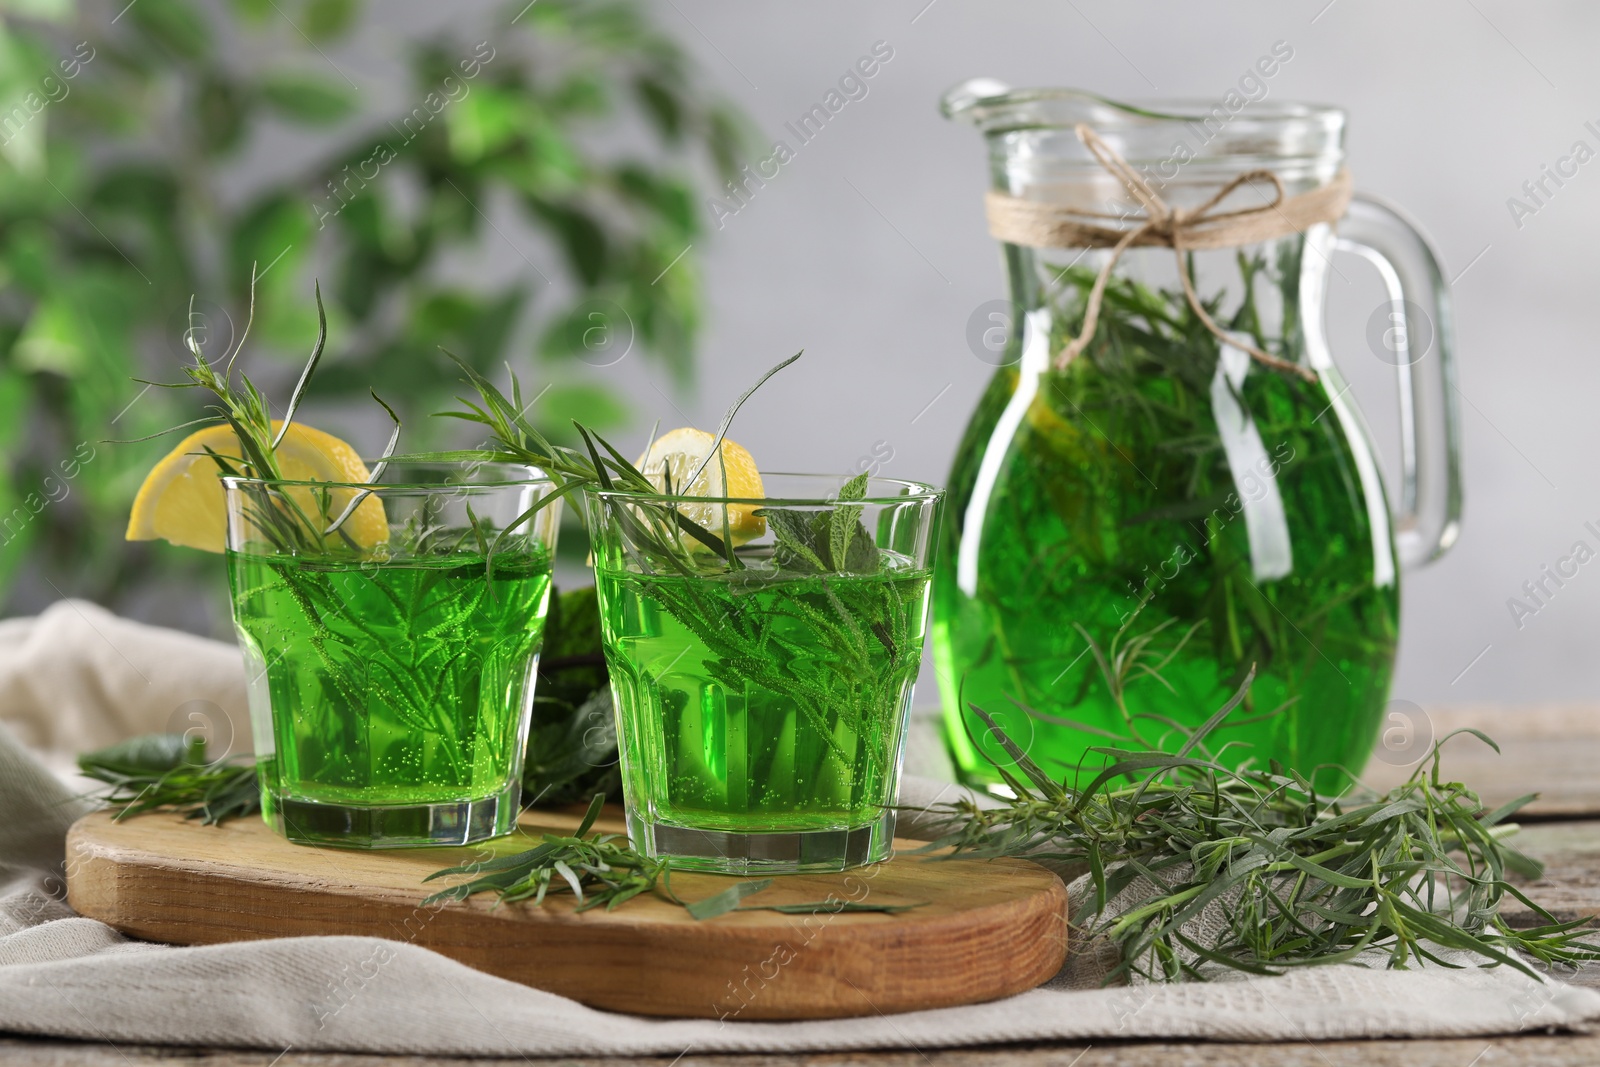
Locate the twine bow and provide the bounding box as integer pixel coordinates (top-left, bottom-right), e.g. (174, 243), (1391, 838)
(984, 123), (1353, 378)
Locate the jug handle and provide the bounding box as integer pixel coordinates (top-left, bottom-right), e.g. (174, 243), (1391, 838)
(1333, 194), (1464, 568)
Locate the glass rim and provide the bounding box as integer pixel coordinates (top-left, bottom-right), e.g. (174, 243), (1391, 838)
(585, 471), (943, 507)
(942, 83), (1345, 131)
(220, 460), (554, 492)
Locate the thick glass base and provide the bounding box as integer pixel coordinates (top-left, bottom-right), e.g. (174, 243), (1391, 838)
(627, 808), (895, 874)
(261, 779), (520, 849)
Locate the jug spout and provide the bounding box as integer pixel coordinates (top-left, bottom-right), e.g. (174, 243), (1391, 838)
(939, 78), (1013, 120)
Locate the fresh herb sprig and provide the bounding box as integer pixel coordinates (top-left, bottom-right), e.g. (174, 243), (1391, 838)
(131, 274), (402, 555)
(406, 350), (802, 576)
(132, 276), (398, 562)
(423, 795), (659, 911)
(423, 794), (921, 920)
(78, 735), (260, 826)
(926, 677), (1600, 983)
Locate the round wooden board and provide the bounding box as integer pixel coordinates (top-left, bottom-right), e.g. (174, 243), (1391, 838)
(65, 807), (1068, 1020)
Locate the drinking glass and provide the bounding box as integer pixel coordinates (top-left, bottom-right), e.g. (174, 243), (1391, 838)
(224, 461), (560, 848)
(581, 474), (942, 874)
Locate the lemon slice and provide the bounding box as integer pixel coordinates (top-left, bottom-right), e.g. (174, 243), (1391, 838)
(126, 421), (388, 553)
(634, 427), (765, 545)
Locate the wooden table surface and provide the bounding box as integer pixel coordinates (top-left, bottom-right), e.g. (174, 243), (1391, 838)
(17, 706), (1600, 1066)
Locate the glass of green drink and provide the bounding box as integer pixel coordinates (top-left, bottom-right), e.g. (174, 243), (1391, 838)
(223, 461), (560, 849)
(581, 472), (942, 874)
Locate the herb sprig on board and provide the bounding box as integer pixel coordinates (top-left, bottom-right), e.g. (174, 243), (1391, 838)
(422, 795), (921, 920)
(925, 673), (1600, 983)
(78, 735), (259, 826)
(422, 795), (657, 911)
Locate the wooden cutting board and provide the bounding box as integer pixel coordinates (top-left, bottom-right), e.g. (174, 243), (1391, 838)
(65, 807), (1068, 1020)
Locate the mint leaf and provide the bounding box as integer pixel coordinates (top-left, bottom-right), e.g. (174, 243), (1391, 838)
(830, 471), (869, 570)
(759, 508), (829, 572)
(842, 531), (877, 572)
(756, 474), (879, 574)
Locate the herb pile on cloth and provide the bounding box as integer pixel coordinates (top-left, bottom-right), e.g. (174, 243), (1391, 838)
(922, 673), (1600, 983)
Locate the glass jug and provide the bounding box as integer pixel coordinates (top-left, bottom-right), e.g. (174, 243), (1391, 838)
(934, 85), (1462, 793)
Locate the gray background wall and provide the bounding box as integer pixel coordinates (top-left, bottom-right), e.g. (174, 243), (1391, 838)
(284, 1), (1600, 709)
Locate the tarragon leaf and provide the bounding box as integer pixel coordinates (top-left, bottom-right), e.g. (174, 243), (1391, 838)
(685, 878), (774, 920)
(79, 734), (202, 778)
(78, 732), (259, 825)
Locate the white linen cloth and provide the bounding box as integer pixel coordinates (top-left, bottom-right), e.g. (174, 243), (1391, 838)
(0, 599), (1596, 1056)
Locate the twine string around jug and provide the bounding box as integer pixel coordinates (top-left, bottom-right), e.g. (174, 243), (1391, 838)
(984, 123), (1354, 378)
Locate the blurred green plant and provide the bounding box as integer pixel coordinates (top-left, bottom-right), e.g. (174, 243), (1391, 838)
(0, 0), (746, 621)
(525, 584), (621, 804)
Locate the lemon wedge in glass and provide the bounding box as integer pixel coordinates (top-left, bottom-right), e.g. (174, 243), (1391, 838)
(125, 422), (387, 553)
(633, 426), (765, 545)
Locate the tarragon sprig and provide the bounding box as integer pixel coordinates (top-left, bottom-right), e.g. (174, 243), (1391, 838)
(422, 795), (662, 912)
(404, 349), (802, 576)
(422, 794), (922, 920)
(925, 673), (1600, 983)
(78, 735), (260, 826)
(125, 271), (401, 554)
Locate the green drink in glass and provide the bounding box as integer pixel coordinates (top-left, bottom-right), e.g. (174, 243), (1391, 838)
(224, 461), (561, 848)
(933, 85), (1462, 793)
(582, 472), (941, 873)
